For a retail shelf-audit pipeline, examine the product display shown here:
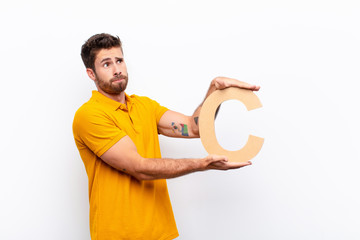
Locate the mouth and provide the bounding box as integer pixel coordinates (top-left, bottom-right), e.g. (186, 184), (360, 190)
(111, 76), (126, 83)
(112, 79), (123, 83)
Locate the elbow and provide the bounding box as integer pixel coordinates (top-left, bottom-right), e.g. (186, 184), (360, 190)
(190, 121), (200, 138)
(189, 117), (200, 138)
(131, 169), (153, 181)
(191, 127), (199, 138)
(131, 158), (156, 181)
(133, 173), (154, 181)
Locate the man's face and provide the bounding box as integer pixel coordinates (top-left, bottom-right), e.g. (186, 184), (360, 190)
(88, 47), (128, 94)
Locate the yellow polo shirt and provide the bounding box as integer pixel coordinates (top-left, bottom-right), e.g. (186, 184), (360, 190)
(73, 91), (178, 240)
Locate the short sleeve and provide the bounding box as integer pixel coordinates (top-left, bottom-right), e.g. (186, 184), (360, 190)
(145, 97), (169, 124)
(73, 107), (126, 157)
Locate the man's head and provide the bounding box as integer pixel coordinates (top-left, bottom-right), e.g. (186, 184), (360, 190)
(81, 33), (123, 71)
(81, 33), (128, 95)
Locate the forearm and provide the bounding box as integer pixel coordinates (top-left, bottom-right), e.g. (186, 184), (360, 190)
(101, 135), (251, 181)
(133, 154), (248, 181)
(133, 157), (205, 180)
(169, 81), (217, 138)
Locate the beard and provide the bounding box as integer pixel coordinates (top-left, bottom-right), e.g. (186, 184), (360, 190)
(95, 73), (129, 94)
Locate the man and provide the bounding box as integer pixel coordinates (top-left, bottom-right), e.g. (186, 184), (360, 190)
(73, 33), (260, 240)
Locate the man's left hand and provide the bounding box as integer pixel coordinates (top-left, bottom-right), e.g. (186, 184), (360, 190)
(212, 76), (260, 91)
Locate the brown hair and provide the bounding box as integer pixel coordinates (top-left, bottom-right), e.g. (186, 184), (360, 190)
(81, 33), (123, 70)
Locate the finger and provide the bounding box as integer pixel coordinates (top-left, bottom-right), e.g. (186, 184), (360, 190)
(212, 155), (228, 161)
(209, 160), (252, 170)
(252, 85), (261, 91)
(226, 161), (252, 168)
(214, 81), (227, 90)
(215, 77), (260, 91)
(236, 82), (260, 91)
(206, 154), (228, 163)
(229, 161), (252, 167)
(225, 161), (252, 170)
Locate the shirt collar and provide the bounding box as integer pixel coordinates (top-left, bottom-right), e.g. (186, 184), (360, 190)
(91, 90), (134, 111)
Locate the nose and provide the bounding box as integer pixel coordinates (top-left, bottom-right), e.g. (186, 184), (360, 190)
(113, 65), (122, 76)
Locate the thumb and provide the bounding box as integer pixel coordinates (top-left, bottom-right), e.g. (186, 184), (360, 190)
(206, 154), (228, 163)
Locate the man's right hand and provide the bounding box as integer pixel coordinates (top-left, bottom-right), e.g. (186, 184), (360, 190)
(203, 155), (252, 170)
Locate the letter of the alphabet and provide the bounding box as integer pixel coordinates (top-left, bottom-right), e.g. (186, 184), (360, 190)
(199, 87), (264, 162)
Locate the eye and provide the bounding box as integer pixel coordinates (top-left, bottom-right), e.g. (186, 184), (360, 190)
(103, 63), (109, 68)
(117, 59), (123, 64)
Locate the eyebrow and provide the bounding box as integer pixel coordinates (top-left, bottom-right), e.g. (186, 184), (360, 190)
(100, 57), (123, 63)
(100, 58), (111, 63)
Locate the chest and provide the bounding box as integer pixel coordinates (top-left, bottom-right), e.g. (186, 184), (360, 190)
(110, 104), (158, 152)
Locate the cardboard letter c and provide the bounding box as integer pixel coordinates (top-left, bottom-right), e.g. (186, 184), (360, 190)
(199, 87), (264, 162)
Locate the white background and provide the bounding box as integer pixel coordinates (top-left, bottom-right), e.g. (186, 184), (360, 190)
(1, 0), (359, 239)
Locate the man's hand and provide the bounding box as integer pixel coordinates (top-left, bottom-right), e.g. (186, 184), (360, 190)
(203, 155), (252, 170)
(212, 76), (260, 91)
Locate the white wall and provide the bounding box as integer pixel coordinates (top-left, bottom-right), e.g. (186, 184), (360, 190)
(1, 0), (359, 239)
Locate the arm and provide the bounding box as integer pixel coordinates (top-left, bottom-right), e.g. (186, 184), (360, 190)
(100, 135), (251, 181)
(158, 77), (260, 138)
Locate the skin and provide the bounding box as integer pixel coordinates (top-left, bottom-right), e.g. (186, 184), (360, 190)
(86, 47), (128, 103)
(86, 47), (260, 181)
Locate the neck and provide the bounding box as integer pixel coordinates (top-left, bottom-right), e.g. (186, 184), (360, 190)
(98, 89), (126, 104)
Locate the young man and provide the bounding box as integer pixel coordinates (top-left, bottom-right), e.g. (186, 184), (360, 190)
(73, 33), (260, 240)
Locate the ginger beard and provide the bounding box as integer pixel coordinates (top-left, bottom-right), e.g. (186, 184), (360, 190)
(95, 73), (128, 94)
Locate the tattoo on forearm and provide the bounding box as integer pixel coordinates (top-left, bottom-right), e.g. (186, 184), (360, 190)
(180, 124), (189, 136)
(194, 117), (199, 125)
(171, 122), (189, 136)
(171, 122), (178, 132)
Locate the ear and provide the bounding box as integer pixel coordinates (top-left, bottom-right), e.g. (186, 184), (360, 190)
(86, 68), (96, 81)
